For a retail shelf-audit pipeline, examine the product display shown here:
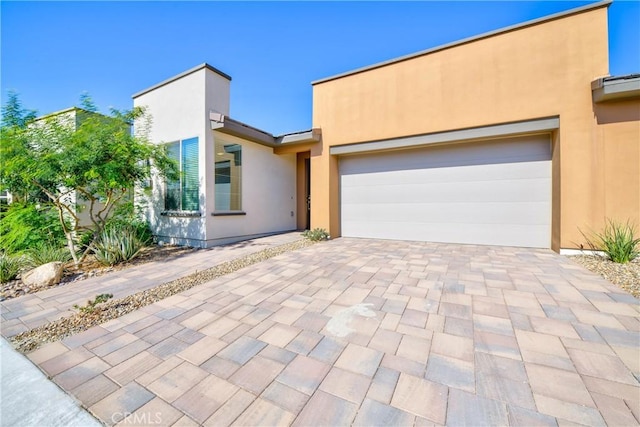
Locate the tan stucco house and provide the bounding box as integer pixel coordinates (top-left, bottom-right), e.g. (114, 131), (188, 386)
(135, 0), (639, 252)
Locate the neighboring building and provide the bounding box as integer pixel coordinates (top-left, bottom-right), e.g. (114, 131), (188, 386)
(27, 107), (128, 228)
(135, 0), (639, 251)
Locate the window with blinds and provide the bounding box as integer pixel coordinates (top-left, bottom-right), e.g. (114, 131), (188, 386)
(165, 137), (199, 211)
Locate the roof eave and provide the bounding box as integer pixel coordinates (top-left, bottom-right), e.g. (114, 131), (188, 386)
(277, 129), (322, 145)
(592, 75), (640, 103)
(210, 113), (277, 147)
(210, 112), (321, 147)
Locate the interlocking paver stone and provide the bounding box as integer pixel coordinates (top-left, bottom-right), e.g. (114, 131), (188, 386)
(353, 398), (415, 426)
(391, 373), (448, 423)
(261, 381), (309, 414)
(146, 361), (208, 403)
(334, 343), (383, 377)
(172, 374), (238, 424)
(591, 391), (640, 426)
(15, 238), (640, 426)
(526, 363), (595, 407)
(567, 347), (638, 385)
(446, 388), (509, 427)
(319, 367), (370, 404)
(104, 351), (162, 386)
(276, 354), (331, 395)
(229, 356), (285, 394)
(200, 389), (252, 426)
(115, 397), (183, 427)
(292, 390), (358, 426)
(366, 367), (400, 405)
(424, 353), (475, 392)
(53, 356), (111, 391)
(396, 335), (431, 364)
(176, 336), (226, 366)
(71, 374), (120, 407)
(534, 393), (607, 426)
(234, 398), (296, 426)
(39, 346), (93, 377)
(90, 382), (155, 426)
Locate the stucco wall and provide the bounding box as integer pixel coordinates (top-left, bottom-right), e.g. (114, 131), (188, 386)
(133, 67), (230, 246)
(311, 4), (639, 248)
(206, 132), (297, 244)
(593, 99), (640, 232)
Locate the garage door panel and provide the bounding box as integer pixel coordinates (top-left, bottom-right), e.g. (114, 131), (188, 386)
(342, 161), (551, 186)
(339, 136), (552, 248)
(341, 177), (551, 204)
(341, 220), (550, 248)
(340, 135), (551, 175)
(342, 201), (551, 225)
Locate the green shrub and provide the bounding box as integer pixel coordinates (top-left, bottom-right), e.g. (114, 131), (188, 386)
(0, 253), (27, 283)
(302, 228), (330, 242)
(26, 243), (71, 268)
(0, 203), (66, 254)
(93, 226), (145, 266)
(583, 219), (640, 263)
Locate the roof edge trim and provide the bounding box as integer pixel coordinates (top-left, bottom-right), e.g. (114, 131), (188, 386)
(133, 63), (232, 99)
(592, 74), (640, 103)
(312, 0), (611, 85)
(210, 113), (320, 147)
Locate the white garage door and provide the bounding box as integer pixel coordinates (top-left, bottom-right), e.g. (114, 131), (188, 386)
(340, 135), (551, 248)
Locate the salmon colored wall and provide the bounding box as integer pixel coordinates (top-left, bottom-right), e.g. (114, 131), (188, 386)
(310, 4), (640, 248)
(593, 100), (640, 233)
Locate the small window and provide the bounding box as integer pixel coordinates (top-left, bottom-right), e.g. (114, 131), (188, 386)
(215, 140), (242, 211)
(165, 137), (199, 211)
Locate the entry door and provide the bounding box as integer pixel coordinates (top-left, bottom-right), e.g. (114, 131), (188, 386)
(339, 135), (552, 248)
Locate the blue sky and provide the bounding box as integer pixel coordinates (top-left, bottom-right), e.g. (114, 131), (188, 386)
(2, 1), (639, 135)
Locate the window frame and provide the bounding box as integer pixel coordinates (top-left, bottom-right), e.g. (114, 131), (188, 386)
(163, 137), (200, 215)
(214, 139), (243, 214)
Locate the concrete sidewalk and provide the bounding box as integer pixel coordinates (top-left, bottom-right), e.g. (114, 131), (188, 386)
(1, 232), (303, 338)
(0, 337), (101, 426)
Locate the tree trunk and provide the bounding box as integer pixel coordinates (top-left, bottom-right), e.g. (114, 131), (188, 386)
(65, 231), (79, 265)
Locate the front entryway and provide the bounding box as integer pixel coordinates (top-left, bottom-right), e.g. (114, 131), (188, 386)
(297, 152), (311, 230)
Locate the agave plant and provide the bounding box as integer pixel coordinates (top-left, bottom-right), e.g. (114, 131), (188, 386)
(93, 226), (145, 266)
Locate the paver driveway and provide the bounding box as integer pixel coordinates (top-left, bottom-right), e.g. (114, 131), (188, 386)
(25, 238), (639, 426)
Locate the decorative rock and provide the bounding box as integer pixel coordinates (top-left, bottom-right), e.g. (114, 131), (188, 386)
(21, 262), (64, 288)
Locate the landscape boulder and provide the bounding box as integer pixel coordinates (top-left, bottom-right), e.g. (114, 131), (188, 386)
(21, 262), (64, 288)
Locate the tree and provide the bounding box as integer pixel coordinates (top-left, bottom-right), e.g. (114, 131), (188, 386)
(1, 91), (37, 128)
(0, 93), (176, 265)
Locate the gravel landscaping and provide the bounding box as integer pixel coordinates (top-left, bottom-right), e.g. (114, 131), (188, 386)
(570, 255), (640, 298)
(11, 239), (315, 353)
